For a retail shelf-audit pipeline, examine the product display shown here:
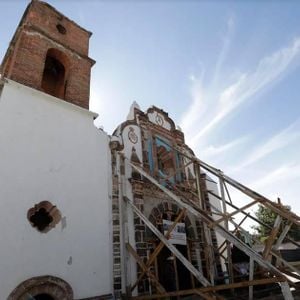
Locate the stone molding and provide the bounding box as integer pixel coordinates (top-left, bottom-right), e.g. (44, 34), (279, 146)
(7, 275), (73, 300)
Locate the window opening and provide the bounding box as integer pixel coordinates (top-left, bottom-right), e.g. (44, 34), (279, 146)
(27, 201), (61, 233)
(156, 143), (175, 184)
(41, 50), (66, 99)
(29, 208), (53, 232)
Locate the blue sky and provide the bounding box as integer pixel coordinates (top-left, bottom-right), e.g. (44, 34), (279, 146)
(1, 1), (300, 220)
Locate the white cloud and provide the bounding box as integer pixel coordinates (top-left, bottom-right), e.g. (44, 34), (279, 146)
(181, 16), (235, 137)
(211, 15), (235, 88)
(233, 120), (300, 171)
(179, 19), (300, 224)
(185, 37), (300, 146)
(180, 71), (205, 133)
(250, 163), (294, 190)
(247, 163), (300, 214)
(201, 135), (248, 160)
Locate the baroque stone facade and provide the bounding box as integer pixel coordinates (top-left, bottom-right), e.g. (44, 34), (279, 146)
(111, 103), (225, 297)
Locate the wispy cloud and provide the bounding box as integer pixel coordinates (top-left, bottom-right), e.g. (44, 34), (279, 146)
(181, 16), (235, 136)
(251, 164), (291, 190)
(233, 120), (300, 171)
(183, 36), (300, 147)
(180, 71), (205, 133)
(211, 15), (235, 90)
(180, 27), (300, 216)
(201, 135), (248, 161)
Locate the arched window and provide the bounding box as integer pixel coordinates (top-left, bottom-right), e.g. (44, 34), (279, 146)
(41, 49), (68, 99)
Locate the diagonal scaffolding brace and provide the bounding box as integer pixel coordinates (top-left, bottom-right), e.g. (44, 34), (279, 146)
(128, 160), (295, 300)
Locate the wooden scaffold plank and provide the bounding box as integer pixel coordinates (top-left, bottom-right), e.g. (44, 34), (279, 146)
(126, 243), (166, 294)
(131, 277), (286, 300)
(130, 208), (187, 292)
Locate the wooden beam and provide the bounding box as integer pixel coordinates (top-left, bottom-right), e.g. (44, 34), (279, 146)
(207, 189), (300, 249)
(280, 267), (300, 281)
(219, 175), (234, 285)
(262, 215), (282, 259)
(224, 181), (232, 204)
(129, 162), (288, 279)
(269, 249), (300, 276)
(218, 213), (249, 256)
(126, 243), (166, 294)
(249, 257), (254, 300)
(131, 208), (187, 291)
(167, 142), (300, 226)
(213, 199), (257, 225)
(274, 221), (293, 250)
(280, 281), (294, 300)
(193, 290), (217, 300)
(195, 164), (215, 285)
(125, 196), (211, 287)
(227, 214), (300, 278)
(131, 277), (286, 300)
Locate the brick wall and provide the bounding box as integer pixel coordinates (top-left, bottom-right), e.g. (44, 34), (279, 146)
(2, 1), (94, 109)
(26, 1), (91, 56)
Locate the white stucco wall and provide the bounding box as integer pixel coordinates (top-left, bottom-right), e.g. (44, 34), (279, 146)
(0, 80), (112, 299)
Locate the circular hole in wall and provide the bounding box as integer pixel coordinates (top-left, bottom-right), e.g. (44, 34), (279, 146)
(56, 24), (66, 34)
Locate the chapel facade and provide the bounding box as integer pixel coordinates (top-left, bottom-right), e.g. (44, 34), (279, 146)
(110, 103), (226, 297)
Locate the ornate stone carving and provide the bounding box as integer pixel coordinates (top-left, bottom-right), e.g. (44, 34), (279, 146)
(8, 275), (73, 300)
(128, 126), (138, 144)
(155, 114), (164, 126)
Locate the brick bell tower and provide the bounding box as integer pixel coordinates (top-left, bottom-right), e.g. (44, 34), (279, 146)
(0, 0), (95, 109)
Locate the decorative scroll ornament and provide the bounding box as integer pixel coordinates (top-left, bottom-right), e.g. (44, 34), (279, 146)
(155, 114), (164, 126)
(128, 126), (138, 144)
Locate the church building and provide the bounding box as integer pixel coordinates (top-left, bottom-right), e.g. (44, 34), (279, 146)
(2, 1), (296, 300)
(0, 1), (225, 299)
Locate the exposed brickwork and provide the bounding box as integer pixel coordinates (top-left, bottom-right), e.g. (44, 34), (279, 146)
(132, 181), (148, 295)
(110, 149), (123, 298)
(1, 0), (94, 109)
(26, 1), (91, 56)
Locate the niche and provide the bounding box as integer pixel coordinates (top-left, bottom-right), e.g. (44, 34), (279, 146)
(41, 48), (69, 99)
